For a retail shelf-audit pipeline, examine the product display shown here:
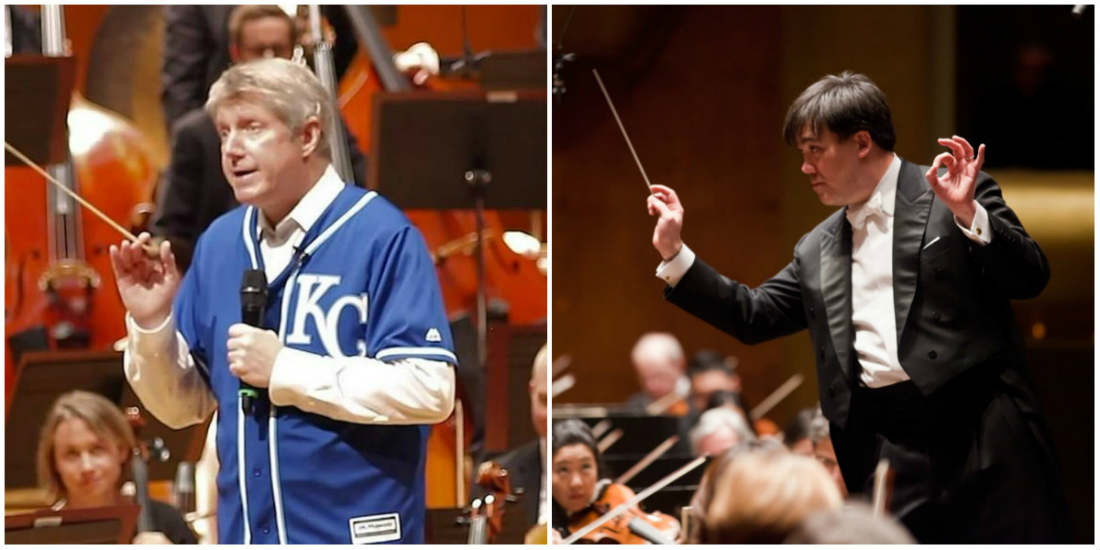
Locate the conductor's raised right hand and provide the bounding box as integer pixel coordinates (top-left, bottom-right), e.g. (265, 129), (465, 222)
(109, 232), (181, 330)
(647, 184), (684, 261)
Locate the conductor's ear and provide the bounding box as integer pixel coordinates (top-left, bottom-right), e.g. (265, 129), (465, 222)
(855, 130), (873, 159)
(300, 116), (322, 159)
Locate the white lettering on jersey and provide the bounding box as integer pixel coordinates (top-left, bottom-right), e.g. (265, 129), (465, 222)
(287, 274), (369, 357)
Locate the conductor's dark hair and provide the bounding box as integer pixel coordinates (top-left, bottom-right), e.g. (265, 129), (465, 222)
(782, 71), (896, 152)
(552, 419), (603, 477)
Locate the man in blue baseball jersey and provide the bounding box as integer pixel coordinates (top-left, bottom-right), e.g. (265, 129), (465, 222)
(110, 57), (456, 543)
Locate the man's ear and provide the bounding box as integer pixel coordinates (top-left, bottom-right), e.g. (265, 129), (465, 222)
(229, 43), (241, 63)
(299, 116), (323, 159)
(855, 130), (873, 159)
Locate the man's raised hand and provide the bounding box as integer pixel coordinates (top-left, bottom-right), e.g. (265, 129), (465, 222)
(108, 232), (180, 329)
(647, 184), (685, 261)
(925, 135), (986, 227)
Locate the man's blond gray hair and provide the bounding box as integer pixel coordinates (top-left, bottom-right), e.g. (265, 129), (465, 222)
(205, 57), (333, 160)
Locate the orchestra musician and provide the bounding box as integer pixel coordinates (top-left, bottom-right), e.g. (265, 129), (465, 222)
(111, 57), (456, 543)
(703, 447), (842, 543)
(549, 419), (602, 542)
(685, 350), (740, 416)
(549, 418), (681, 544)
(647, 71), (1069, 542)
(160, 5), (359, 134)
(35, 390), (197, 544)
(624, 332), (689, 414)
(472, 343), (547, 529)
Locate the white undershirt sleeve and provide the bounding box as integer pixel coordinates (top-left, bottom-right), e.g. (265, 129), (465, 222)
(123, 313), (218, 429)
(267, 348), (456, 425)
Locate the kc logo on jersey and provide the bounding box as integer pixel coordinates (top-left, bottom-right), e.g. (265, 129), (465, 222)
(286, 274), (369, 357)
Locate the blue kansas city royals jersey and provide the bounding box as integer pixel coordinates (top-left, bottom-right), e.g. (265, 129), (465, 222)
(173, 184), (455, 543)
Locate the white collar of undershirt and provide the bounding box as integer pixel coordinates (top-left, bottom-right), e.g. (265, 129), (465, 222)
(258, 164), (344, 240)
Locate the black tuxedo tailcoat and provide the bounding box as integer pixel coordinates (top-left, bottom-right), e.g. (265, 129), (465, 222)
(666, 159), (1068, 542)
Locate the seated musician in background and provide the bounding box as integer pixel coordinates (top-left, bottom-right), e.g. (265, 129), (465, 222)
(807, 406), (847, 497)
(686, 349), (740, 414)
(35, 391), (197, 544)
(153, 4), (367, 271)
(5, 5), (41, 55)
(550, 419), (680, 544)
(688, 407), (755, 457)
(701, 390), (750, 428)
(703, 446), (842, 543)
(624, 332), (689, 415)
(472, 343), (547, 529)
(549, 419), (602, 542)
(680, 438), (783, 543)
(782, 407), (817, 456)
(161, 5), (359, 134)
(784, 501), (915, 544)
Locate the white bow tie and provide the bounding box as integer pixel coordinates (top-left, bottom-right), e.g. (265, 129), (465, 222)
(847, 192), (887, 230)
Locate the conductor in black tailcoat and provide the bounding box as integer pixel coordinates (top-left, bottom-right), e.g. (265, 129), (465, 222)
(646, 72), (1068, 543)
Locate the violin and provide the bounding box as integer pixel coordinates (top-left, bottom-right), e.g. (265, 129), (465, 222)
(566, 482), (680, 544)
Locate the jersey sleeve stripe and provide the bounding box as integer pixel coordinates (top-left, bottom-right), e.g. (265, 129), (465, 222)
(375, 347), (458, 363)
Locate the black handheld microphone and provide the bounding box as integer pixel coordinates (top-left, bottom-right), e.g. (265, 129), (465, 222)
(239, 269), (268, 414)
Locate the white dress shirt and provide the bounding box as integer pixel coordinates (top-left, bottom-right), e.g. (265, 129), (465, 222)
(656, 154), (992, 388)
(123, 165), (454, 428)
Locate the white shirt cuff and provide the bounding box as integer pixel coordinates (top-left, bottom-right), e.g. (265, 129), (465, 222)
(955, 201), (992, 246)
(655, 244), (696, 287)
(125, 312), (177, 356)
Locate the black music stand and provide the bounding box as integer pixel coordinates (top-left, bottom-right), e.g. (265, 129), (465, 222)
(4, 54), (74, 166)
(5, 504), (139, 544)
(5, 350), (208, 491)
(369, 90), (546, 369)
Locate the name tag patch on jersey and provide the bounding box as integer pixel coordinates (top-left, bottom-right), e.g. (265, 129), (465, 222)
(349, 512), (401, 544)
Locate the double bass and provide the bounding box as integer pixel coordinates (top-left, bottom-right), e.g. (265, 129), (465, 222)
(5, 5), (156, 403)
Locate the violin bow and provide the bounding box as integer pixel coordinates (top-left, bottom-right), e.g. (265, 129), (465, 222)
(589, 419), (613, 439)
(596, 428), (623, 454)
(645, 389), (686, 416)
(749, 373), (804, 421)
(562, 455), (707, 544)
(871, 458), (895, 517)
(592, 69), (653, 193)
(614, 435), (679, 486)
(5, 141), (156, 254)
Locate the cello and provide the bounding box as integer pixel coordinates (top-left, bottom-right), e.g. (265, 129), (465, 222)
(5, 5), (156, 401)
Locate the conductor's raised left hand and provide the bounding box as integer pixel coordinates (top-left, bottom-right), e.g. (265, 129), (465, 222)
(925, 135), (985, 227)
(226, 324), (283, 388)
